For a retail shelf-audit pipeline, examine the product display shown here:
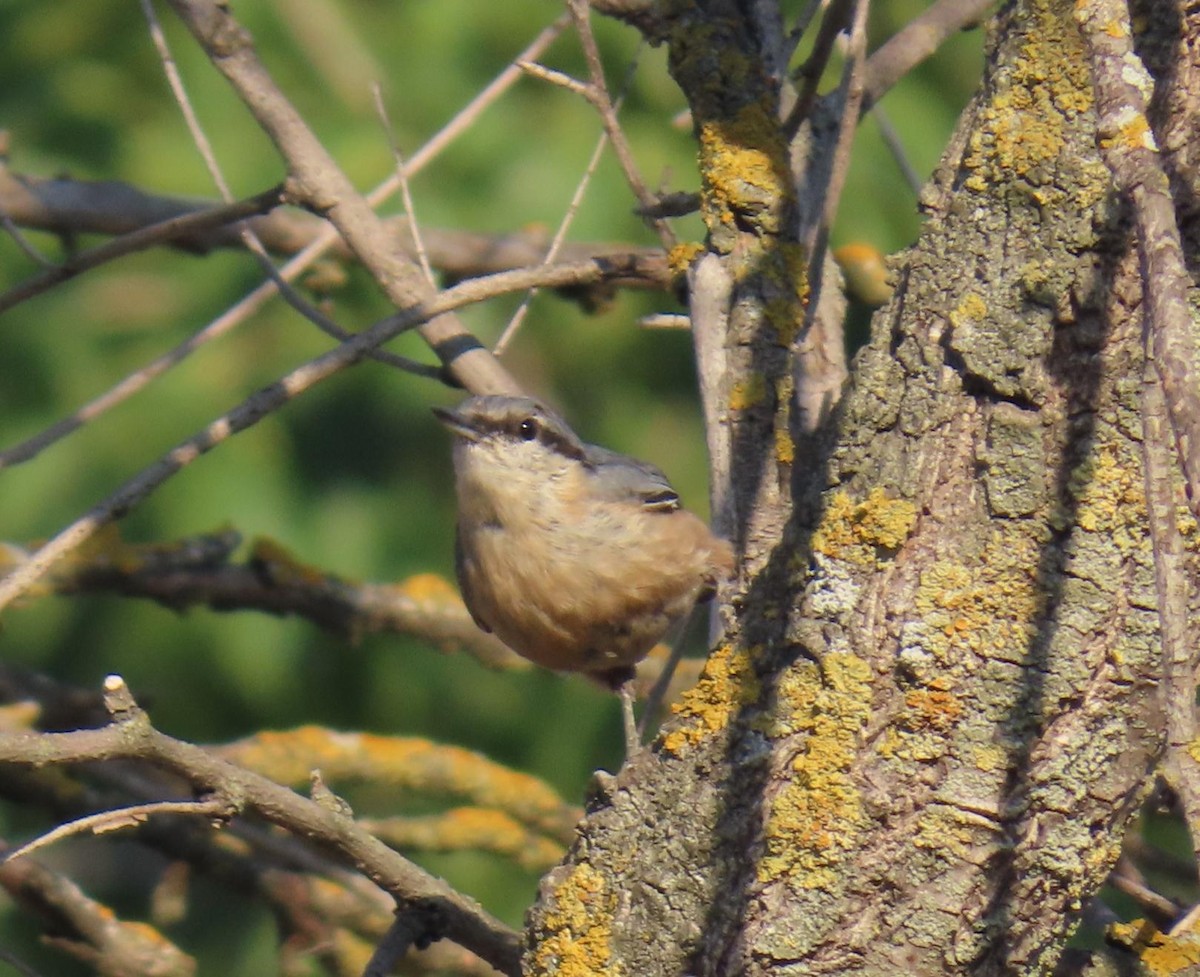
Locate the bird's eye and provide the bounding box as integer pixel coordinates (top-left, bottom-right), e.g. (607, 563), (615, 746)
(518, 418), (538, 441)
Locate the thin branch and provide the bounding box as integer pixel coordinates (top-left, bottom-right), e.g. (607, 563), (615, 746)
(5, 797), (233, 864)
(639, 313), (690, 329)
(871, 103), (922, 195)
(0, 242), (660, 471)
(0, 676), (522, 976)
(142, 0), (438, 380)
(0, 187), (284, 317)
(495, 58), (638, 355)
(51, 528), (524, 670)
(566, 0), (674, 249)
(164, 0), (521, 396)
(372, 84), (436, 287)
(517, 60), (593, 99)
(0, 216), (53, 266)
(783, 0), (828, 67)
(0, 168), (669, 292)
(861, 0), (996, 112)
(0, 843), (195, 977)
(785, 0), (852, 135)
(0, 15), (578, 469)
(1078, 0), (1200, 866)
(0, 254), (647, 611)
(363, 913), (424, 977)
(0, 947), (46, 977)
(0, 133), (54, 270)
(815, 0), (869, 243)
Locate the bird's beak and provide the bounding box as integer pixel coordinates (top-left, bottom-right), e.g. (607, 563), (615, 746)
(432, 405), (483, 442)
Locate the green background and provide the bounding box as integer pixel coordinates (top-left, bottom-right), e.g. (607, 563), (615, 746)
(0, 1), (981, 972)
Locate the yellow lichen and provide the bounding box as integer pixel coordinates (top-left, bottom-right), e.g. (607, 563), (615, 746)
(395, 572), (460, 603)
(974, 743), (1008, 772)
(950, 292), (989, 327)
(757, 653), (872, 889)
(667, 241), (705, 277)
(774, 424), (795, 465)
(530, 863), (621, 977)
(697, 102), (791, 236)
(1107, 918), (1200, 976)
(811, 489), (918, 565)
(219, 726), (577, 837)
(662, 644), (759, 756)
(961, 0), (1105, 208)
(728, 374), (767, 411)
(1058, 442), (1146, 550)
(762, 242), (809, 344)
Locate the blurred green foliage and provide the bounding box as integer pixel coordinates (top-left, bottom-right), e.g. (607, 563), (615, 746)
(0, 0), (981, 969)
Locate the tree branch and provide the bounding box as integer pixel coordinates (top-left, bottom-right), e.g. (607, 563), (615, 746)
(0, 253), (647, 611)
(163, 0), (520, 396)
(1078, 0), (1200, 869)
(0, 676), (523, 976)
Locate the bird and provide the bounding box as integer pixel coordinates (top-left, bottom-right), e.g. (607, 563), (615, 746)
(433, 395), (733, 753)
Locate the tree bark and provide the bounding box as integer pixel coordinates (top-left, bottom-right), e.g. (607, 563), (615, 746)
(523, 0), (1200, 974)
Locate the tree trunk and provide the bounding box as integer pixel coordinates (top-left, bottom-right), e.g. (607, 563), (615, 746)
(523, 0), (1200, 973)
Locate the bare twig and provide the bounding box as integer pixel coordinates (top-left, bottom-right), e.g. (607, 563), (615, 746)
(784, 0), (828, 67)
(363, 913), (424, 977)
(164, 0), (520, 396)
(517, 60), (592, 99)
(861, 0), (996, 112)
(5, 797), (233, 864)
(0, 947), (46, 977)
(0, 254), (649, 611)
(804, 0), (869, 257)
(1109, 856), (1183, 928)
(493, 120), (611, 354)
(0, 16), (576, 469)
(372, 84), (436, 287)
(0, 676), (522, 976)
(0, 168), (669, 290)
(0, 205), (54, 269)
(0, 187), (284, 317)
(142, 0), (439, 379)
(1078, 0), (1200, 866)
(639, 313), (690, 329)
(871, 104), (923, 195)
(566, 0), (673, 249)
(496, 50), (643, 355)
(0, 844), (196, 977)
(785, 0), (851, 135)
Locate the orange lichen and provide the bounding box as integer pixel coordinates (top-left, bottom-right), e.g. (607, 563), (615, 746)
(251, 537), (329, 587)
(901, 689), (964, 733)
(219, 726), (577, 837)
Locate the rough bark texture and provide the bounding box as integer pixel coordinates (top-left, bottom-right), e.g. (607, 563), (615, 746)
(523, 0), (1200, 975)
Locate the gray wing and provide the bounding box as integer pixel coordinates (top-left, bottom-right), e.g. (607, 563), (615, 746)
(583, 445), (680, 511)
(454, 528), (492, 633)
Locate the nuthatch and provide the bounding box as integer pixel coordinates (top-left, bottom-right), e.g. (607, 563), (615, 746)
(434, 395), (733, 750)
